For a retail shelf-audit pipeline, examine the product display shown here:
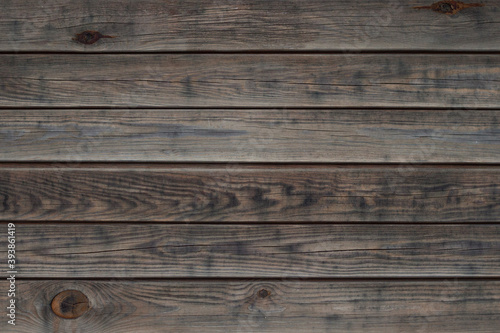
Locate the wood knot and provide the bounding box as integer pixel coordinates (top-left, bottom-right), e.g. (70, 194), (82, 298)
(413, 1), (484, 15)
(73, 30), (116, 45)
(258, 289), (270, 298)
(51, 290), (90, 319)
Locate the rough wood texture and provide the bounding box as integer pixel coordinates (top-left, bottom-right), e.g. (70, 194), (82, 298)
(2, 0), (499, 330)
(4, 223), (499, 278)
(1, 54), (498, 108)
(1, 109), (499, 163)
(0, 165), (498, 222)
(2, 280), (499, 332)
(0, 0), (498, 51)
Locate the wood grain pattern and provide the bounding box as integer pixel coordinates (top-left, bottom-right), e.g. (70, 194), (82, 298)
(2, 280), (499, 332)
(0, 165), (498, 222)
(2, 0), (499, 330)
(1, 109), (499, 163)
(1, 54), (499, 108)
(5, 223), (499, 278)
(0, 0), (498, 52)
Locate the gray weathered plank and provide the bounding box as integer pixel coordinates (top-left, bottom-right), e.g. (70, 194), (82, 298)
(1, 54), (498, 108)
(0, 0), (498, 52)
(2, 280), (499, 332)
(0, 165), (498, 222)
(1, 109), (499, 163)
(4, 223), (499, 278)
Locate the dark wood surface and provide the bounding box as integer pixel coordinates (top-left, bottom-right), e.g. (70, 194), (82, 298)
(4, 223), (499, 278)
(2, 0), (500, 331)
(0, 0), (498, 52)
(0, 165), (498, 222)
(2, 279), (499, 332)
(1, 109), (499, 163)
(1, 54), (499, 108)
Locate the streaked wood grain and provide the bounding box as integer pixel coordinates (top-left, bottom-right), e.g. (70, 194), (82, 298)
(1, 54), (498, 108)
(0, 165), (498, 222)
(0, 0), (498, 52)
(2, 279), (499, 332)
(1, 1), (499, 331)
(4, 223), (498, 278)
(1, 109), (499, 163)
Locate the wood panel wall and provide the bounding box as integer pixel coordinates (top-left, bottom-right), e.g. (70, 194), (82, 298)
(1, 0), (499, 332)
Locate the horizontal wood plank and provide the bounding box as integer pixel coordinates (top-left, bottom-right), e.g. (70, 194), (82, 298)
(3, 280), (499, 332)
(1, 54), (499, 108)
(1, 109), (499, 163)
(4, 223), (499, 278)
(0, 165), (498, 222)
(0, 0), (498, 51)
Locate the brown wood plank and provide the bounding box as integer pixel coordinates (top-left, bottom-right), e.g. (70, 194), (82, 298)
(4, 223), (499, 278)
(2, 279), (499, 332)
(1, 109), (499, 163)
(0, 165), (498, 222)
(1, 54), (498, 108)
(0, 0), (498, 52)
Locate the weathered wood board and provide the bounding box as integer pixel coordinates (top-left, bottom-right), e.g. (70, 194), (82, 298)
(2, 0), (500, 331)
(0, 0), (498, 51)
(1, 54), (498, 108)
(1, 109), (499, 163)
(0, 165), (498, 222)
(4, 223), (499, 278)
(2, 280), (499, 332)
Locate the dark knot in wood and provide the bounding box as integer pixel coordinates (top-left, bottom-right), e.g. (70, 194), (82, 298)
(73, 30), (116, 45)
(258, 289), (270, 298)
(413, 1), (484, 15)
(51, 290), (90, 319)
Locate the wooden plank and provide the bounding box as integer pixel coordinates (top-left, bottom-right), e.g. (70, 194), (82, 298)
(0, 165), (498, 222)
(4, 223), (499, 278)
(0, 0), (498, 52)
(1, 54), (498, 108)
(2, 279), (499, 332)
(1, 109), (499, 163)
